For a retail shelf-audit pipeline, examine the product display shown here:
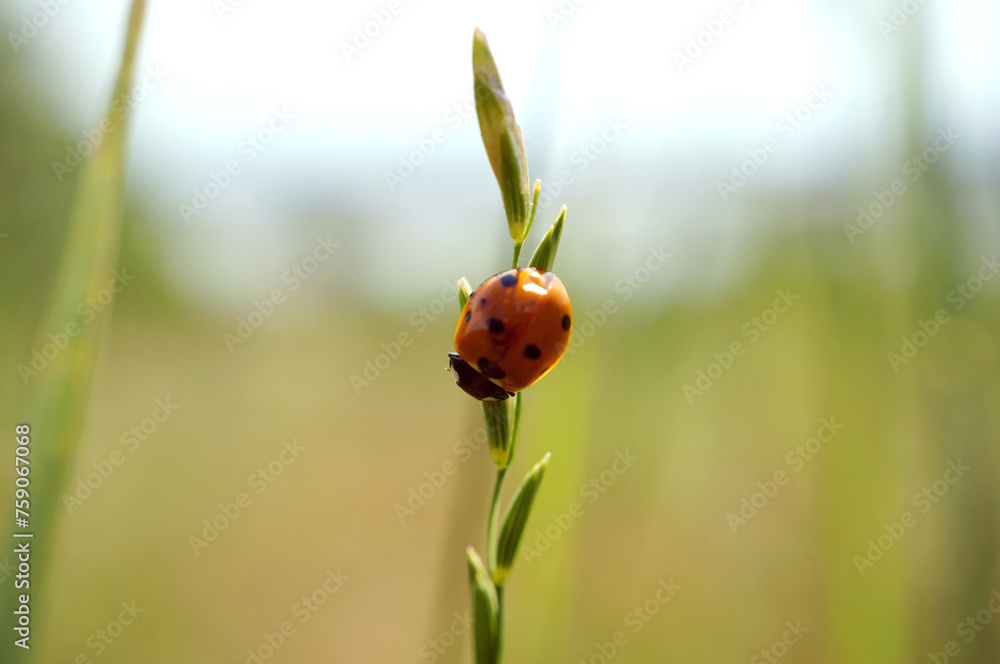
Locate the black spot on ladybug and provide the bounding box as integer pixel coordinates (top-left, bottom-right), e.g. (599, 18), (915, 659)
(487, 318), (505, 334)
(464, 310), (471, 323)
(523, 344), (541, 359)
(477, 357), (506, 379)
(500, 272), (518, 287)
(562, 314), (571, 331)
(480, 297), (488, 307)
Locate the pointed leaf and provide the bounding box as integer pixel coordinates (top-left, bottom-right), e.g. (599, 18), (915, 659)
(493, 452), (550, 585)
(529, 206), (566, 272)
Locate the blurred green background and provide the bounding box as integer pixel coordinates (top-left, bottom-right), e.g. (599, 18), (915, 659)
(1, 1), (999, 663)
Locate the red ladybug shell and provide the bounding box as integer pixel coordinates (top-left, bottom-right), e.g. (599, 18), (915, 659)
(454, 267), (572, 393)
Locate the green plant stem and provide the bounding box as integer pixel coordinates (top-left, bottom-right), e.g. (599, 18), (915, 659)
(478, 244), (532, 663)
(488, 391), (523, 571)
(487, 466), (508, 573)
(487, 466), (507, 662)
(487, 248), (527, 661)
(496, 585), (505, 661)
(510, 392), (523, 460)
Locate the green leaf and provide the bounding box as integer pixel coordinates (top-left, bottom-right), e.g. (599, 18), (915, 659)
(473, 28), (530, 244)
(525, 179), (541, 242)
(493, 452), (551, 586)
(512, 180), (542, 268)
(457, 276), (472, 310)
(528, 205), (566, 272)
(467, 546), (500, 664)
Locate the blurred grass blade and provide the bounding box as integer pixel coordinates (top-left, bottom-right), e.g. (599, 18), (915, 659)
(467, 546), (500, 664)
(2, 2), (147, 661)
(529, 205), (566, 272)
(28, 0), (146, 531)
(493, 452), (550, 586)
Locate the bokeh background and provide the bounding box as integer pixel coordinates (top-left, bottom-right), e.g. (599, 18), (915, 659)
(1, 0), (999, 662)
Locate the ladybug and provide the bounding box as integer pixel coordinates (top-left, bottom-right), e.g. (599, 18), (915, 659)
(449, 267), (572, 401)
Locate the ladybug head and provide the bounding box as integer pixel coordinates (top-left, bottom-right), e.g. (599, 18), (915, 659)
(447, 352), (515, 401)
